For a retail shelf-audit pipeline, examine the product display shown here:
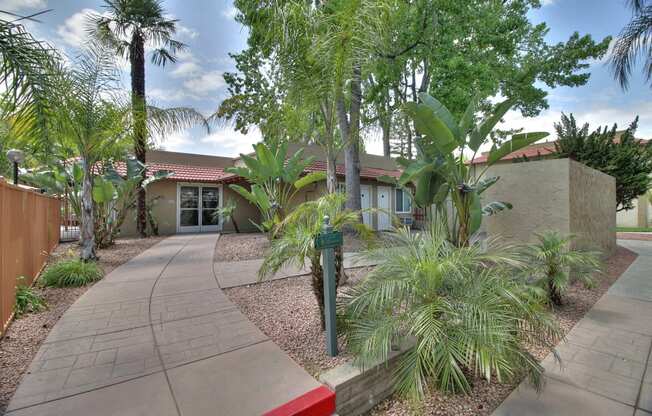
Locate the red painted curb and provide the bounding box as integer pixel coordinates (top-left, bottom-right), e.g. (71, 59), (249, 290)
(262, 386), (335, 416)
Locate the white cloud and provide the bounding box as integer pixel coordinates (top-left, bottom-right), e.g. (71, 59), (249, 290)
(57, 8), (96, 49)
(0, 0), (46, 12)
(199, 127), (262, 156)
(176, 24), (198, 40)
(171, 61), (201, 78)
(540, 0), (557, 6)
(222, 6), (238, 19)
(183, 71), (225, 95)
(160, 130), (194, 149)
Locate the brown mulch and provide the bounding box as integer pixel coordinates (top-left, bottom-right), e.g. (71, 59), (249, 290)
(617, 232), (652, 241)
(225, 245), (638, 416)
(215, 232), (369, 262)
(0, 236), (166, 414)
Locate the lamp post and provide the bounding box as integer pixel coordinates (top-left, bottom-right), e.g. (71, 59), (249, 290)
(6, 149), (25, 185)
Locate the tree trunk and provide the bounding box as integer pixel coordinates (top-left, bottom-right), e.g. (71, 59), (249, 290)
(548, 278), (563, 306)
(326, 151), (337, 194)
(310, 255), (326, 330)
(335, 245), (348, 286)
(80, 162), (96, 261)
(344, 65), (362, 212)
(130, 31), (148, 238)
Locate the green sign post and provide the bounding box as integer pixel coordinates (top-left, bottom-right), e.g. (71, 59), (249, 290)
(315, 216), (342, 357)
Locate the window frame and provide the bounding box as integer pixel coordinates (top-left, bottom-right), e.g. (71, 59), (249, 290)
(394, 188), (412, 214)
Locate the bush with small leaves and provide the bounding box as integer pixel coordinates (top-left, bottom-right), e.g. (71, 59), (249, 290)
(40, 259), (103, 287)
(15, 277), (46, 316)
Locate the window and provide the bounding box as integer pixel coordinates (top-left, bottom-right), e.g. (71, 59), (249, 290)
(395, 188), (412, 213)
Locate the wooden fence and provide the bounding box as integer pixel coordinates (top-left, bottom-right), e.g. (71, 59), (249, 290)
(0, 178), (60, 336)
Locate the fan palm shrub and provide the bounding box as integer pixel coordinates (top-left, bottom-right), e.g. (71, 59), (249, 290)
(522, 231), (601, 306)
(259, 193), (372, 329)
(339, 222), (562, 399)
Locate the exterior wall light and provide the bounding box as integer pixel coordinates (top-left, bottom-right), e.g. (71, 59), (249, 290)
(6, 149), (25, 185)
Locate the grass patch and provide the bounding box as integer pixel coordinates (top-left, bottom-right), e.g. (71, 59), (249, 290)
(617, 227), (652, 232)
(40, 259), (103, 287)
(14, 277), (46, 316)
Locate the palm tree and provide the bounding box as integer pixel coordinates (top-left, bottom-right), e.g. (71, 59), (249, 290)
(522, 231), (601, 306)
(0, 18), (60, 154)
(609, 0), (652, 89)
(91, 0), (186, 237)
(259, 193), (372, 329)
(340, 222), (562, 399)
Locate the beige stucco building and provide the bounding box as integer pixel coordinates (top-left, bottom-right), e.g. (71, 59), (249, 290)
(119, 144), (411, 237)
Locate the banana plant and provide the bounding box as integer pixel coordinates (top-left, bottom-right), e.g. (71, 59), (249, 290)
(226, 141), (326, 236)
(93, 157), (172, 247)
(397, 93), (548, 246)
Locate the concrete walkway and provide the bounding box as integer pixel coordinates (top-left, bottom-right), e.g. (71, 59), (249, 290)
(7, 234), (320, 416)
(494, 239), (652, 416)
(216, 252), (376, 288)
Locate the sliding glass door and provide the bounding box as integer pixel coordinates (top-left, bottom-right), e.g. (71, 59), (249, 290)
(177, 184), (222, 233)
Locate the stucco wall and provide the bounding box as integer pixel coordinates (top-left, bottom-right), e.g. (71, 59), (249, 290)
(481, 159), (572, 243)
(569, 160), (616, 254)
(481, 158), (615, 255)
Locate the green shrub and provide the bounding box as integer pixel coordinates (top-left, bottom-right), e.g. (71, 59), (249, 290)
(522, 231), (601, 306)
(40, 259), (103, 287)
(340, 222), (561, 399)
(15, 277), (46, 316)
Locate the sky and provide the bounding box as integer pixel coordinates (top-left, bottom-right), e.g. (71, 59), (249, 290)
(2, 0), (650, 157)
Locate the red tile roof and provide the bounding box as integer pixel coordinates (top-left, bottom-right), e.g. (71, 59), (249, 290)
(470, 143), (556, 165)
(304, 160), (401, 179)
(110, 161), (238, 183)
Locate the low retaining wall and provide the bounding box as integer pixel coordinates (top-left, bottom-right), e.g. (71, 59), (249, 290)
(319, 344), (411, 416)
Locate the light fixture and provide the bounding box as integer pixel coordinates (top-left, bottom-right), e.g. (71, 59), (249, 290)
(6, 149), (25, 185)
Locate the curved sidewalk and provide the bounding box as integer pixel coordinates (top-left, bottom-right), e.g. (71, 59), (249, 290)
(7, 234), (320, 416)
(494, 239), (652, 416)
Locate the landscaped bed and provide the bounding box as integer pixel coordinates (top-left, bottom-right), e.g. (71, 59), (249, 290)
(225, 245), (637, 416)
(0, 236), (166, 413)
(215, 232), (368, 262)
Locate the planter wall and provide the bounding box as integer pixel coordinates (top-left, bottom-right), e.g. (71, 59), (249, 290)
(319, 344), (410, 416)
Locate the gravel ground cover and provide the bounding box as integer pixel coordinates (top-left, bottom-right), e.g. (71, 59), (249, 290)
(226, 245), (637, 416)
(0, 236), (166, 414)
(215, 232), (371, 262)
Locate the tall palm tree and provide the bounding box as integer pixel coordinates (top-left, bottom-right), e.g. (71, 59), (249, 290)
(609, 0), (652, 89)
(91, 0), (185, 237)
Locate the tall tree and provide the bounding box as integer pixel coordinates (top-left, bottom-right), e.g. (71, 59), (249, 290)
(609, 0), (652, 89)
(91, 0), (185, 237)
(553, 113), (652, 212)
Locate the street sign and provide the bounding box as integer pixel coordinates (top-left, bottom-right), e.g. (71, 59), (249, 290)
(315, 230), (343, 250)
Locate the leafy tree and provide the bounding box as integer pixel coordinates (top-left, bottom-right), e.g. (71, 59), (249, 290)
(221, 0), (610, 215)
(609, 0), (652, 89)
(91, 0), (186, 237)
(225, 141), (325, 235)
(395, 92), (548, 246)
(259, 193), (372, 329)
(553, 113), (652, 211)
(340, 222), (561, 399)
(521, 231), (601, 306)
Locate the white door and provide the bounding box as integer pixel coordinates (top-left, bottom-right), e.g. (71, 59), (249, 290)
(177, 184), (222, 233)
(360, 185), (371, 228)
(377, 186), (391, 230)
